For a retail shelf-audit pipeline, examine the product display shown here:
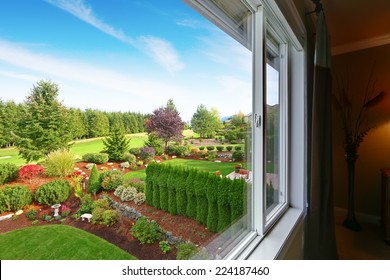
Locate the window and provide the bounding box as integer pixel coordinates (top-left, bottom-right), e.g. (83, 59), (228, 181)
(185, 0), (306, 260)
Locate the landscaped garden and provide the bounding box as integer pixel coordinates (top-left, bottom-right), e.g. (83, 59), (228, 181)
(0, 81), (250, 260)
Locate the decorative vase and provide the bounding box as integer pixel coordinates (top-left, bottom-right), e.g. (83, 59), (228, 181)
(343, 149), (362, 231)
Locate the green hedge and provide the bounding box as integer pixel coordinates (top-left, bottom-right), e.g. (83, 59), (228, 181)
(145, 163), (246, 232)
(0, 163), (19, 185)
(34, 180), (71, 206)
(0, 185), (32, 213)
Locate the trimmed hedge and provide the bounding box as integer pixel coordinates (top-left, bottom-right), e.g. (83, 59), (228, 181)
(82, 153), (109, 164)
(0, 185), (32, 213)
(34, 180), (71, 206)
(145, 163), (246, 232)
(0, 163), (19, 185)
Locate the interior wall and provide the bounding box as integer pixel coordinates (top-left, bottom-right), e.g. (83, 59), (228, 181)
(332, 44), (390, 217)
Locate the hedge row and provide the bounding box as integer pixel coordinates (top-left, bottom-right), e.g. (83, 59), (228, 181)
(145, 163), (246, 232)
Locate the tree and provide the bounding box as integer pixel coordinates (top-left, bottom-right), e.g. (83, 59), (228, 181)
(146, 101), (184, 151)
(13, 80), (73, 162)
(102, 125), (131, 161)
(88, 164), (101, 195)
(191, 104), (222, 138)
(68, 108), (86, 139)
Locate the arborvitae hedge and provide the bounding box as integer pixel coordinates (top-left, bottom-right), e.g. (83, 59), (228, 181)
(159, 165), (169, 212)
(194, 171), (208, 225)
(217, 177), (232, 232)
(206, 174), (219, 232)
(167, 166), (177, 215)
(176, 167), (188, 216)
(145, 164), (246, 233)
(186, 168), (197, 219)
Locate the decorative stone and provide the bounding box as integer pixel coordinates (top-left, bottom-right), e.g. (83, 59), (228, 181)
(107, 162), (114, 166)
(214, 160), (221, 163)
(15, 210), (23, 216)
(0, 214), (13, 221)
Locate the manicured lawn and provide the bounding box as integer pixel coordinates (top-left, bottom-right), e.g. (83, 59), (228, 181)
(0, 225), (136, 260)
(124, 158), (237, 181)
(0, 147), (22, 165)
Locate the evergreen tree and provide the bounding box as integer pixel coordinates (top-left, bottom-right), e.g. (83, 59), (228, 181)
(230, 178), (245, 223)
(206, 174), (219, 232)
(145, 163), (156, 205)
(102, 125), (131, 161)
(217, 177), (232, 232)
(159, 165), (170, 212)
(194, 171), (208, 225)
(152, 164), (161, 208)
(13, 80), (72, 162)
(176, 167), (188, 216)
(167, 166), (177, 215)
(191, 104), (222, 138)
(186, 169), (197, 218)
(87, 164), (101, 195)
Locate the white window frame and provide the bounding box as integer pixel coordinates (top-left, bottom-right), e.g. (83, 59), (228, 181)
(182, 0), (307, 259)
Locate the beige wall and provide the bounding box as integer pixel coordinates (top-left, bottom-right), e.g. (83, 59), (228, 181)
(332, 44), (390, 217)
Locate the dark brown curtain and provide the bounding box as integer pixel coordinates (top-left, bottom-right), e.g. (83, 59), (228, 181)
(305, 9), (338, 259)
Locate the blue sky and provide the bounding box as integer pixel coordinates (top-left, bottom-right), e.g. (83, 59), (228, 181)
(0, 0), (252, 121)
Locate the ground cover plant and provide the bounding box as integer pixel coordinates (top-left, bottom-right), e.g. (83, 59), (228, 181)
(0, 225), (136, 260)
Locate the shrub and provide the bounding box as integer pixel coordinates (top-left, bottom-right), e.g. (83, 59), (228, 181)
(60, 205), (71, 217)
(144, 133), (164, 155)
(82, 153), (109, 164)
(159, 241), (171, 254)
(120, 186), (137, 202)
(206, 146), (215, 151)
(234, 145), (242, 151)
(176, 168), (188, 216)
(131, 217), (162, 244)
(216, 146), (224, 152)
(25, 209), (38, 220)
(44, 149), (75, 176)
(18, 164), (44, 183)
(34, 180), (71, 206)
(194, 172), (208, 225)
(136, 160), (143, 166)
(129, 147), (140, 155)
(207, 151), (217, 161)
(92, 208), (117, 227)
(101, 171), (124, 191)
(102, 127), (131, 161)
(0, 163), (19, 185)
(186, 169), (197, 219)
(85, 163), (95, 170)
(113, 185), (125, 198)
(167, 145), (176, 155)
(128, 179), (145, 193)
(232, 150), (244, 161)
(199, 146), (205, 150)
(134, 192), (146, 205)
(176, 242), (198, 260)
(120, 162), (130, 169)
(0, 185), (32, 213)
(139, 146), (155, 163)
(190, 148), (199, 155)
(174, 146), (187, 157)
(226, 146), (233, 151)
(87, 164), (101, 194)
(78, 193), (94, 215)
(122, 153), (136, 164)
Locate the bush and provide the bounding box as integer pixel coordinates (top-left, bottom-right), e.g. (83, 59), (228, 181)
(176, 242), (198, 260)
(122, 153), (136, 164)
(167, 145), (176, 155)
(92, 208), (117, 227)
(0, 163), (19, 185)
(234, 145), (242, 151)
(18, 164), (44, 182)
(207, 151), (217, 161)
(134, 192), (146, 205)
(128, 179), (145, 193)
(34, 180), (71, 206)
(139, 146), (155, 163)
(206, 146), (215, 151)
(78, 193), (94, 215)
(136, 160), (143, 166)
(216, 146), (224, 152)
(25, 209), (38, 220)
(174, 146), (187, 157)
(113, 185), (125, 197)
(101, 171), (124, 191)
(232, 150), (244, 161)
(82, 153), (109, 164)
(44, 149), (75, 176)
(85, 163), (95, 170)
(120, 162), (130, 169)
(0, 185), (32, 213)
(129, 147), (140, 155)
(159, 241), (171, 254)
(199, 146), (205, 151)
(120, 186), (137, 202)
(226, 146), (233, 151)
(131, 217), (162, 244)
(87, 164), (101, 194)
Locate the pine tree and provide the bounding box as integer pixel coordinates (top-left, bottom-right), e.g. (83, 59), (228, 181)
(102, 125), (131, 161)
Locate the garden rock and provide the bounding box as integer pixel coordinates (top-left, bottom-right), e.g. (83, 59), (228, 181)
(0, 214), (13, 222)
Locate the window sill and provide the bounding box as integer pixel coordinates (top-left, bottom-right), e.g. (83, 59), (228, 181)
(238, 207), (305, 260)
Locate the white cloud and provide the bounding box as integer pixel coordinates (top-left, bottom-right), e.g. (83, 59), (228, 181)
(45, 0), (185, 73)
(138, 36), (185, 74)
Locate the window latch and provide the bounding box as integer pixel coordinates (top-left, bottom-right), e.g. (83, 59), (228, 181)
(254, 114), (261, 127)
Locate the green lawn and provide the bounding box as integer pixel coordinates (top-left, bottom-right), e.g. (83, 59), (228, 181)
(124, 158), (237, 181)
(0, 225), (136, 260)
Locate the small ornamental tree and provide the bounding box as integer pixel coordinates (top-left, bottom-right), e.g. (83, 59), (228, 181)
(102, 126), (131, 161)
(87, 164), (101, 195)
(146, 100), (184, 152)
(18, 164), (45, 183)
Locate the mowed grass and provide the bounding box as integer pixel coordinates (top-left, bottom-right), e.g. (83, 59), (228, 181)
(0, 133), (148, 166)
(123, 158), (237, 181)
(0, 225), (136, 260)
